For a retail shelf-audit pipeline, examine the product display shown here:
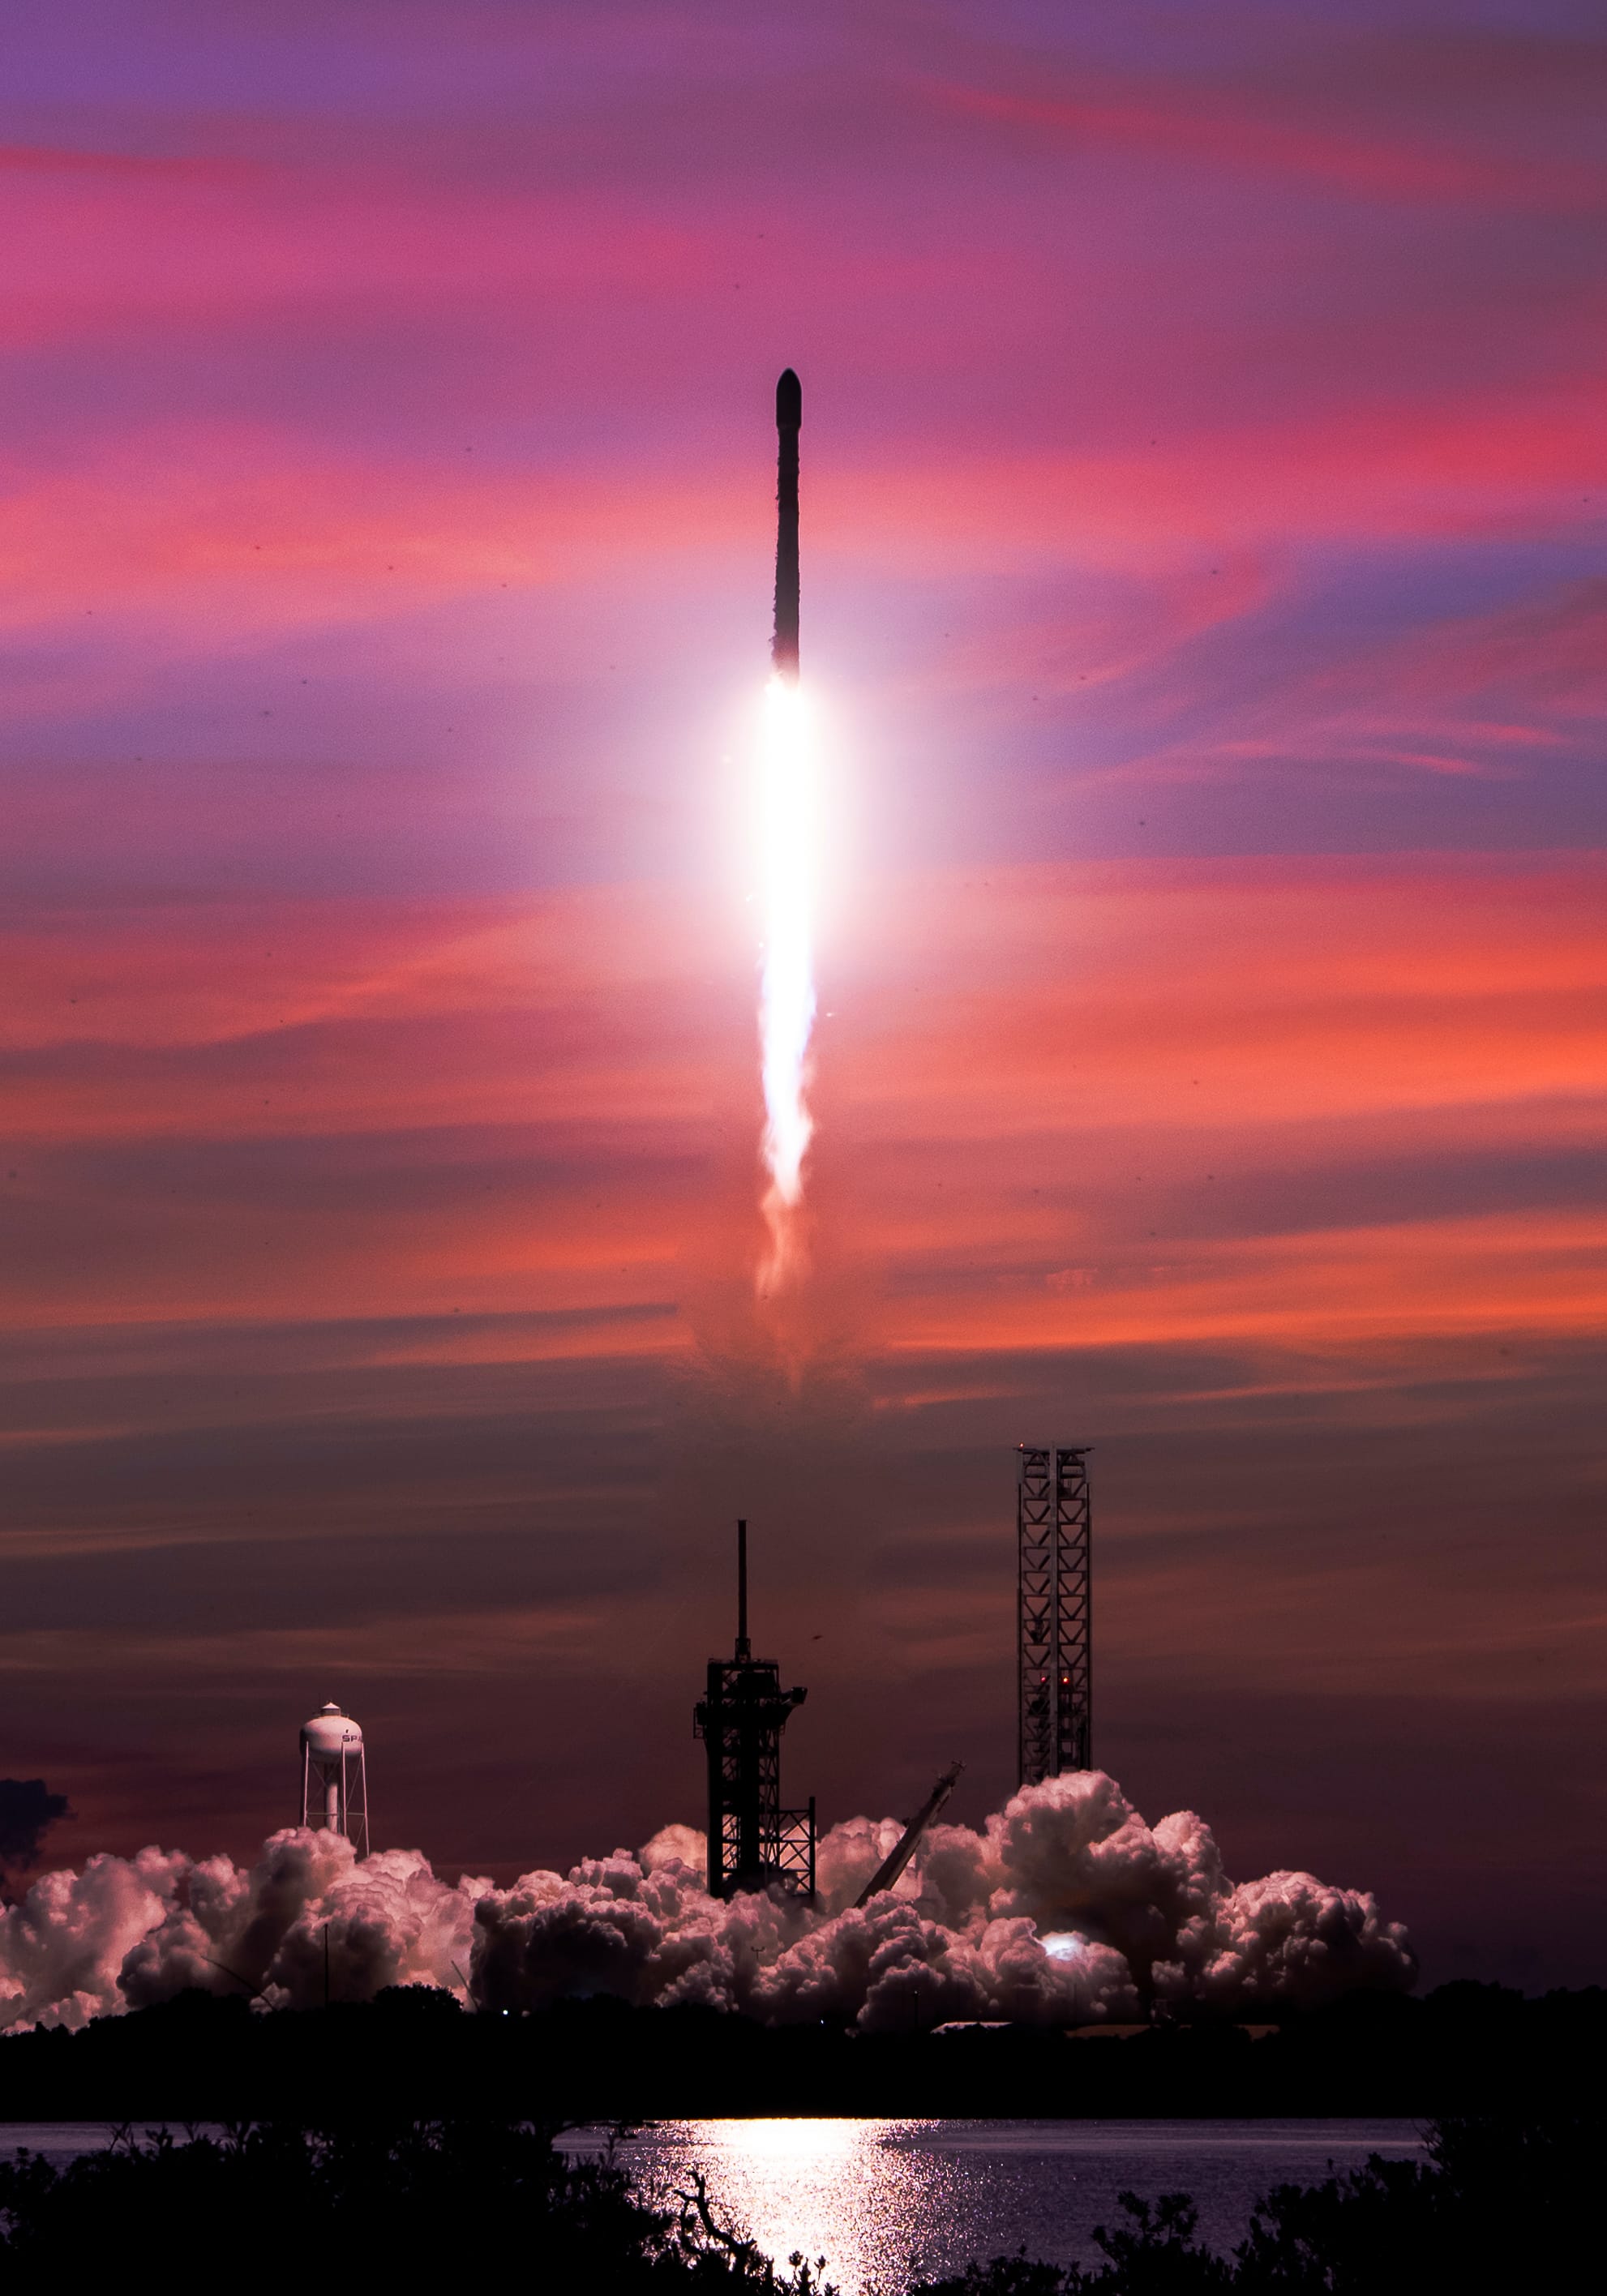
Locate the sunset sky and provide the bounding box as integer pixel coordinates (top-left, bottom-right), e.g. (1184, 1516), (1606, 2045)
(2, 0), (1602, 1987)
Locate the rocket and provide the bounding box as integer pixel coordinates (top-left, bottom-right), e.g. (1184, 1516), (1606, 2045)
(773, 367), (801, 683)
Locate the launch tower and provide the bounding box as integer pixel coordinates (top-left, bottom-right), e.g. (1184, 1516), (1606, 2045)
(1017, 1446), (1092, 1787)
(695, 1521), (816, 1900)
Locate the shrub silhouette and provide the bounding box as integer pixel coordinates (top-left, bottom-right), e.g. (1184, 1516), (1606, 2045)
(0, 2119), (832, 2289)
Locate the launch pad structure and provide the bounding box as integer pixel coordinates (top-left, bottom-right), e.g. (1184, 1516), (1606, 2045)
(1017, 1446), (1092, 1787)
(695, 1521), (816, 1900)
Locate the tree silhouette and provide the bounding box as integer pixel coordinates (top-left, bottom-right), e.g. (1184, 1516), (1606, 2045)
(0, 2119), (833, 2288)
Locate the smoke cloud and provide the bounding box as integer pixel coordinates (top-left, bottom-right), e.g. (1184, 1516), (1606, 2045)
(0, 1773), (1412, 2034)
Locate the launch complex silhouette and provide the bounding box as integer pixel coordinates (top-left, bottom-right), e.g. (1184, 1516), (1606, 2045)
(691, 1442), (1091, 1904)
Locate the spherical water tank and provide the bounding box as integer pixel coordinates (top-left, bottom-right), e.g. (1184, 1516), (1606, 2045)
(301, 1700), (362, 1760)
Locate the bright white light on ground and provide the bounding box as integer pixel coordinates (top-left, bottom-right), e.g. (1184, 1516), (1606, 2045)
(1040, 1931), (1086, 1961)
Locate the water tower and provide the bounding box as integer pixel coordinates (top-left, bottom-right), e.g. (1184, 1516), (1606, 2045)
(299, 1701), (369, 1857)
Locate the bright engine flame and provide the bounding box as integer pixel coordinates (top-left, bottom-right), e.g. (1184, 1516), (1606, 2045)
(756, 673), (817, 1288)
(1040, 1931), (1087, 1962)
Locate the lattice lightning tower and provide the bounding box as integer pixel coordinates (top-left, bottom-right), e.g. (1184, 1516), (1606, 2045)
(1017, 1446), (1092, 1788)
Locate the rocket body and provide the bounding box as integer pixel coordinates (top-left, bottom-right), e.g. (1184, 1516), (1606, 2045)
(773, 367), (800, 682)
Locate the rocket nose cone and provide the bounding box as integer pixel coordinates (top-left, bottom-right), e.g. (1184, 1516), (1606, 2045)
(776, 368), (801, 429)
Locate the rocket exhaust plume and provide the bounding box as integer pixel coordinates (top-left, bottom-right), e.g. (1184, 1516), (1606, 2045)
(756, 368), (817, 1291)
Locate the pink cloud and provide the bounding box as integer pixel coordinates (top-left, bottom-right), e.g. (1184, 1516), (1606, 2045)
(3, 855), (1601, 1362)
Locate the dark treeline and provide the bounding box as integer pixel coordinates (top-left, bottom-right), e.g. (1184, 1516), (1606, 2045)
(0, 1979), (1600, 2120)
(0, 2114), (1592, 2290)
(0, 2117), (829, 2286)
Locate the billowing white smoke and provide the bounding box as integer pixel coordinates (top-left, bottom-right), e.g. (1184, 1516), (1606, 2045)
(0, 1774), (1412, 2034)
(0, 1836), (490, 2032)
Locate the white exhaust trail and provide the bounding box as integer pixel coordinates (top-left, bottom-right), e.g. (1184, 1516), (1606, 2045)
(756, 672), (817, 1288)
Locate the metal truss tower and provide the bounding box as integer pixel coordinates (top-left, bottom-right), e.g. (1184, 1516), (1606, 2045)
(1017, 1446), (1091, 1788)
(695, 1520), (816, 1900)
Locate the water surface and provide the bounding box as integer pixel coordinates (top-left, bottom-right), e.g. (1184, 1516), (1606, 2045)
(1, 2114), (1425, 2290)
(568, 2118), (1425, 2290)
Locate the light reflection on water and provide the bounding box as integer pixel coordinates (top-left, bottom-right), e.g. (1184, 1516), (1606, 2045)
(564, 2118), (1426, 2293)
